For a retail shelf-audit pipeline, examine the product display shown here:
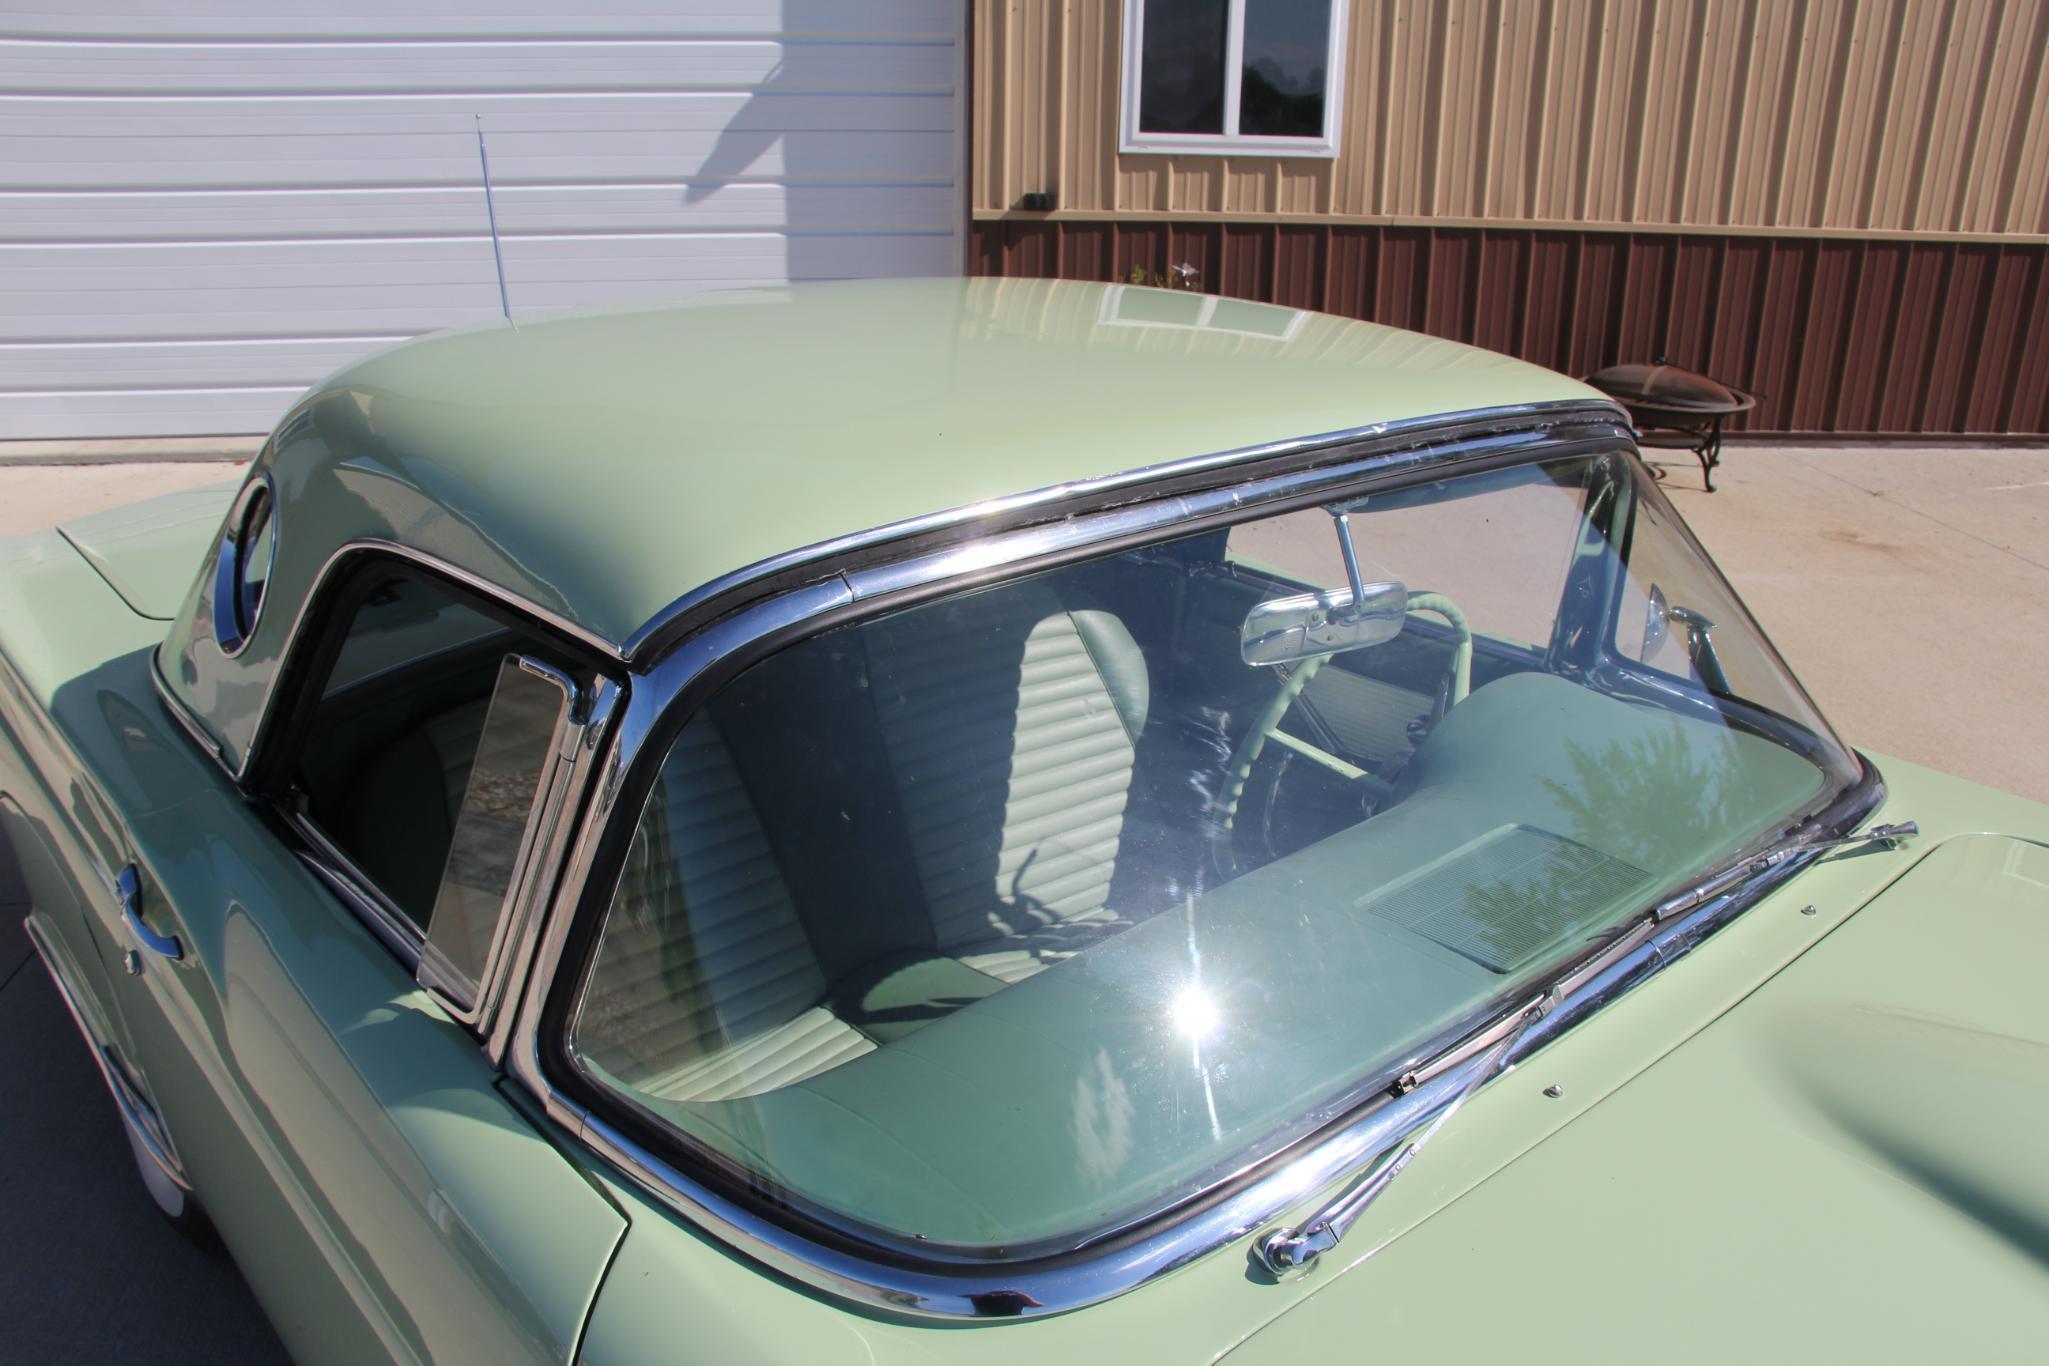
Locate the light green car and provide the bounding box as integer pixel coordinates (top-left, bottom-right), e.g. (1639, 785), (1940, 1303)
(5, 279), (2045, 1365)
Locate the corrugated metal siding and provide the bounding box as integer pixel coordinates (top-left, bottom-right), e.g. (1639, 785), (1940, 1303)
(971, 220), (2049, 435)
(975, 0), (2049, 237)
(0, 1), (963, 439)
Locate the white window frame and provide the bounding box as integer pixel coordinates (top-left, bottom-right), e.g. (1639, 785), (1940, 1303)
(1119, 0), (1349, 158)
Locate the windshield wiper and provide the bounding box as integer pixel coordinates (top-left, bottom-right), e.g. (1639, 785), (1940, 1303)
(1254, 819), (1918, 1278)
(1255, 992), (1555, 1276)
(1653, 821), (1918, 922)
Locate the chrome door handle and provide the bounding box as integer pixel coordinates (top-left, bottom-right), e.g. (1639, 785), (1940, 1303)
(113, 864), (182, 962)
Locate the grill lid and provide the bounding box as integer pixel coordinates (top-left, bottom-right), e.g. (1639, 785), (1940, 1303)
(1585, 361), (1749, 413)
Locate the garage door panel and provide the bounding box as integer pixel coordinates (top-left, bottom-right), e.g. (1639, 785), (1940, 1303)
(1, 126), (958, 191)
(2, 38), (955, 96)
(2, 184), (961, 241)
(0, 232), (953, 341)
(0, 93), (959, 141)
(0, 337), (405, 390)
(1, 386), (326, 440)
(6, 1), (954, 41)
(0, 5), (960, 439)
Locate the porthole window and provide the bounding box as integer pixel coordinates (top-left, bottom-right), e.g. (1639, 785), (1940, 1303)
(213, 479), (277, 655)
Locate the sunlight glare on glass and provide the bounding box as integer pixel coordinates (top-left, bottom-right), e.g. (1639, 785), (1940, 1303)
(1169, 984), (1222, 1043)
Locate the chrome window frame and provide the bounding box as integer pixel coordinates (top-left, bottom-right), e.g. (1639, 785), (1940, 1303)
(210, 474), (278, 657)
(500, 399), (1886, 1320)
(155, 542), (626, 1053)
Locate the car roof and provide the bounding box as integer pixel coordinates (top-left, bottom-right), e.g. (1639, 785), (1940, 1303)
(298, 276), (1599, 650)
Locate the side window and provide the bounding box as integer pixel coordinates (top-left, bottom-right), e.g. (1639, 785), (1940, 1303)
(285, 569), (600, 1017)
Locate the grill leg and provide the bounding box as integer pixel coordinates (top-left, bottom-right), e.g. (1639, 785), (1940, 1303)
(1697, 417), (1722, 492)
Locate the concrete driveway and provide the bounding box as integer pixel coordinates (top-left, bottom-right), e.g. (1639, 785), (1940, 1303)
(1655, 442), (2049, 805)
(0, 440), (2044, 1361)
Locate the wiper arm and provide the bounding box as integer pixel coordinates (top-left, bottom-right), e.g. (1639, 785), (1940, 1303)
(1652, 820), (1918, 922)
(1253, 819), (1919, 1278)
(1255, 993), (1555, 1276)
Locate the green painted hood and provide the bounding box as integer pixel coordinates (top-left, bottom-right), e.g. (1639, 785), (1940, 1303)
(1235, 828), (2049, 1363)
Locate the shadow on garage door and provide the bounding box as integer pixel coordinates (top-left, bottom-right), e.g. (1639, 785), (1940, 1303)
(0, 836), (289, 1364)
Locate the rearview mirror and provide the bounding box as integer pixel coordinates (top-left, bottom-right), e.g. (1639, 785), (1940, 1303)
(1241, 581), (1408, 665)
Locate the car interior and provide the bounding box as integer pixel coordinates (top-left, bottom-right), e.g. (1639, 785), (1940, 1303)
(282, 478), (1827, 1188)
(568, 526), (1824, 1116)
(294, 575), (556, 930)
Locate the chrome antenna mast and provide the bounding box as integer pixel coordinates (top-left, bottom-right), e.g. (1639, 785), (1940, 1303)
(474, 115), (512, 321)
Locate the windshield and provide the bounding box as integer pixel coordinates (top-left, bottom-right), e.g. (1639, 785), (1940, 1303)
(564, 449), (1860, 1255)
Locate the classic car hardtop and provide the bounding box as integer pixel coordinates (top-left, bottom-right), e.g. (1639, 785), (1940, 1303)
(5, 278), (2045, 1366)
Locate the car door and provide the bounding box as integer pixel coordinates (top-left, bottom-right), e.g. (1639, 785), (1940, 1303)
(114, 559), (627, 1366)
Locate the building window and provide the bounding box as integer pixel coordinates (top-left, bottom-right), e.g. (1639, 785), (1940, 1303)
(1120, 0), (1347, 157)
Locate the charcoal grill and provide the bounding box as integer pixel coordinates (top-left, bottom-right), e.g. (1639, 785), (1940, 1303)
(1584, 360), (1758, 492)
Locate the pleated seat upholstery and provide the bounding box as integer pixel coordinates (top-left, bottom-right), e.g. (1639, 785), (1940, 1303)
(574, 720), (874, 1101)
(863, 583), (1150, 984)
(574, 576), (1152, 1101)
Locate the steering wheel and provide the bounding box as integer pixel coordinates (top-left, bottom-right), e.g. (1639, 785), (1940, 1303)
(1211, 591), (1471, 878)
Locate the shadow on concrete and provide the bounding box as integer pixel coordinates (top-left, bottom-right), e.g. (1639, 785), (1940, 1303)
(0, 837), (288, 1364)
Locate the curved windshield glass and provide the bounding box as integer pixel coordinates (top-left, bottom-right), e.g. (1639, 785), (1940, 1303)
(565, 450), (1859, 1254)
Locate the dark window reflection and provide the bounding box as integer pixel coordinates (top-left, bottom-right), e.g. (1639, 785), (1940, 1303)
(1139, 0), (1228, 134)
(1240, 0), (1331, 137)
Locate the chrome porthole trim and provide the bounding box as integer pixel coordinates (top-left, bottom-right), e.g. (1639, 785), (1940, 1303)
(504, 406), (1882, 1321)
(211, 474), (278, 658)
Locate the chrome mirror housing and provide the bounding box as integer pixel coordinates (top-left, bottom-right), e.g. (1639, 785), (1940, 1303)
(1241, 581), (1408, 665)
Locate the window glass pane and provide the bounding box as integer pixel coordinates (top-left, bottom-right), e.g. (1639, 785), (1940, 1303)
(565, 452), (1858, 1257)
(421, 659), (568, 1005)
(295, 573), (550, 930)
(1226, 462), (1588, 651)
(235, 489), (274, 636)
(1611, 481), (1795, 705)
(1239, 0), (1332, 137)
(1138, 0), (1228, 134)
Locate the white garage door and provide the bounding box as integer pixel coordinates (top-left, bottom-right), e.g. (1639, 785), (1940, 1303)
(0, 2), (964, 440)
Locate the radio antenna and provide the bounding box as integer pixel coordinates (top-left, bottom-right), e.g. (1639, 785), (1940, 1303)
(474, 115), (512, 321)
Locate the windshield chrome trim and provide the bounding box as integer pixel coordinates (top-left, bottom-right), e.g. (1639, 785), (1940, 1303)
(504, 406), (1874, 1321)
(516, 769), (1880, 1323)
(621, 398), (1630, 662)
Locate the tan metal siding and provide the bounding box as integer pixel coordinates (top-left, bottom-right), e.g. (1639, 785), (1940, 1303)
(971, 219), (2049, 435)
(976, 0), (2049, 238)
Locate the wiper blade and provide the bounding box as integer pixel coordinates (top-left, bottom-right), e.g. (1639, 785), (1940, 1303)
(1652, 820), (1918, 922)
(1254, 819), (1918, 1279)
(1255, 993), (1554, 1276)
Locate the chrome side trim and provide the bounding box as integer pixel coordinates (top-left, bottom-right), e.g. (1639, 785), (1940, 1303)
(500, 415), (1882, 1320)
(621, 398), (1631, 661)
(287, 813), (427, 967)
(23, 915), (192, 1193)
